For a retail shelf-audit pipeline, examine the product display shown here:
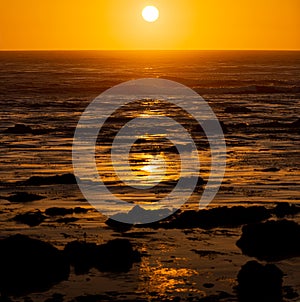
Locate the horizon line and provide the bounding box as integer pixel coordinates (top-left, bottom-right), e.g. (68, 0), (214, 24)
(1, 49), (300, 52)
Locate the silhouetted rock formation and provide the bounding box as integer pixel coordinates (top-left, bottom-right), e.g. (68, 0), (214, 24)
(45, 207), (74, 216)
(237, 261), (283, 302)
(64, 241), (97, 275)
(272, 202), (300, 218)
(18, 173), (77, 185)
(13, 210), (46, 227)
(261, 167), (280, 172)
(3, 124), (33, 134)
(236, 220), (300, 261)
(45, 207), (88, 217)
(158, 206), (271, 229)
(64, 239), (141, 274)
(110, 205), (173, 225)
(6, 192), (45, 203)
(0, 235), (69, 296)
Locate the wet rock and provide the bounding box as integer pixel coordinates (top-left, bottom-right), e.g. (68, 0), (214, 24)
(160, 206), (271, 229)
(110, 205), (172, 225)
(237, 260), (283, 302)
(56, 217), (79, 224)
(261, 167), (280, 172)
(96, 239), (141, 272)
(0, 296), (13, 302)
(64, 239), (141, 274)
(283, 286), (299, 300)
(105, 218), (133, 232)
(224, 106), (252, 114)
(236, 220), (300, 261)
(44, 293), (65, 302)
(45, 207), (74, 216)
(3, 124), (33, 134)
(272, 202), (300, 218)
(64, 241), (97, 274)
(73, 207), (88, 214)
(0, 235), (69, 296)
(45, 207), (88, 217)
(19, 173), (77, 186)
(6, 192), (45, 203)
(13, 210), (46, 227)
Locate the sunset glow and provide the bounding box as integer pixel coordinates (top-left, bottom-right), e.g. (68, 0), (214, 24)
(0, 0), (299, 50)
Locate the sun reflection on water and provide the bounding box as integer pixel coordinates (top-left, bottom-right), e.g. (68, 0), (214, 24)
(137, 257), (204, 298)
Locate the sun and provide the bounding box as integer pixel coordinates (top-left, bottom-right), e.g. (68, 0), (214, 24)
(142, 6), (159, 23)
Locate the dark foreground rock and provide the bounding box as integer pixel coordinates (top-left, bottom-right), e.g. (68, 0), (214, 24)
(64, 239), (141, 274)
(3, 124), (33, 134)
(272, 202), (300, 218)
(158, 206), (271, 229)
(45, 207), (74, 216)
(6, 192), (45, 203)
(236, 220), (300, 261)
(0, 235), (70, 296)
(18, 173), (77, 186)
(13, 210), (46, 227)
(45, 207), (88, 217)
(237, 261), (283, 302)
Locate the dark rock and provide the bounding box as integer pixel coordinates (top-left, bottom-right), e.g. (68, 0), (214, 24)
(224, 106), (252, 114)
(272, 202), (300, 218)
(0, 235), (69, 296)
(44, 293), (65, 302)
(45, 207), (74, 216)
(261, 167), (280, 172)
(283, 286), (299, 300)
(203, 283), (215, 288)
(56, 217), (79, 224)
(45, 207), (88, 217)
(237, 260), (283, 302)
(64, 239), (141, 274)
(6, 192), (45, 203)
(105, 218), (133, 232)
(110, 205), (172, 225)
(95, 239), (141, 272)
(0, 296), (13, 302)
(73, 207), (88, 214)
(13, 210), (46, 227)
(236, 220), (300, 261)
(3, 124), (33, 134)
(64, 241), (97, 274)
(19, 173), (77, 186)
(159, 206), (271, 229)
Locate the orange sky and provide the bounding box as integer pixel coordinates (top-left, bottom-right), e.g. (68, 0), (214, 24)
(0, 0), (299, 50)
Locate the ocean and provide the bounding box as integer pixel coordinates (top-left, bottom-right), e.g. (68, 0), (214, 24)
(0, 50), (299, 301)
